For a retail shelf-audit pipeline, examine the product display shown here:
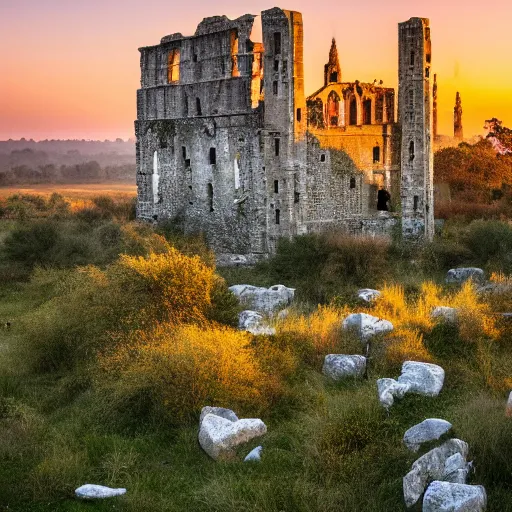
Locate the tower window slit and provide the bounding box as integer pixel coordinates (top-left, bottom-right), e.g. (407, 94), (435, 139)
(273, 81), (278, 95)
(274, 32), (281, 55)
(413, 195), (419, 212)
(296, 108), (302, 122)
(409, 140), (415, 161)
(208, 183), (214, 212)
(274, 180), (279, 193)
(275, 209), (280, 225)
(410, 51), (415, 66)
(373, 146), (380, 163)
(196, 97), (202, 116)
(209, 148), (216, 165)
(274, 138), (280, 157)
(350, 177), (356, 189)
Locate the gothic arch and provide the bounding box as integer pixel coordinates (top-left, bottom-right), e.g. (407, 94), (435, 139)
(326, 90), (341, 127)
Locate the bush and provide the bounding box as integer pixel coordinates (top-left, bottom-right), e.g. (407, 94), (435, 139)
(97, 323), (268, 427)
(420, 239), (472, 272)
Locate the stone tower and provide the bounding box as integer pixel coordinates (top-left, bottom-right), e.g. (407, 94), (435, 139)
(433, 73), (438, 139)
(398, 17), (434, 241)
(261, 8), (307, 251)
(324, 38), (341, 85)
(454, 92), (463, 140)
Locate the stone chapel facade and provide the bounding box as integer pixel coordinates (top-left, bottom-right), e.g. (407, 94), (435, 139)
(135, 8), (434, 255)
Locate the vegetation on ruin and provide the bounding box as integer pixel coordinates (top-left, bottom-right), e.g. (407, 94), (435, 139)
(0, 193), (511, 511)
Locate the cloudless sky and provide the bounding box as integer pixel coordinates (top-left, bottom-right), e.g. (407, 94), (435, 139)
(1, 0), (511, 140)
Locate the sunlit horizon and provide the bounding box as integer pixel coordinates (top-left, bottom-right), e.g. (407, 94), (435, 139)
(2, 0), (512, 141)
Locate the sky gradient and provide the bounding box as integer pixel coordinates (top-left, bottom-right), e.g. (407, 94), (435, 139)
(2, 0), (511, 140)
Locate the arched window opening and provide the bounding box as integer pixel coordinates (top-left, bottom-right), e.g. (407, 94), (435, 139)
(373, 146), (380, 163)
(327, 91), (340, 127)
(363, 99), (372, 125)
(230, 30), (240, 77)
(409, 140), (415, 161)
(152, 151), (160, 204)
(196, 97), (202, 116)
(209, 148), (216, 165)
(207, 183), (214, 212)
(349, 96), (358, 125)
(168, 49), (180, 83)
(275, 209), (280, 225)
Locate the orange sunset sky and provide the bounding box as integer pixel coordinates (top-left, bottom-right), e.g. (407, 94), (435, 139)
(2, 0), (511, 141)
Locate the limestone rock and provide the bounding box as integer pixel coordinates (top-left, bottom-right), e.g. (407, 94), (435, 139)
(398, 361), (445, 397)
(403, 419), (453, 452)
(199, 406), (238, 426)
(506, 391), (512, 417)
(198, 414), (267, 461)
(443, 453), (469, 484)
(244, 445), (263, 462)
(342, 313), (394, 342)
(75, 484), (126, 499)
(377, 378), (410, 408)
(357, 288), (381, 303)
(323, 354), (367, 380)
(446, 268), (485, 285)
(403, 439), (469, 508)
(422, 481), (487, 512)
(431, 307), (458, 323)
(238, 310), (276, 335)
(229, 284), (295, 313)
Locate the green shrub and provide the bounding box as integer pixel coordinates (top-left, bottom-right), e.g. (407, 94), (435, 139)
(420, 239), (472, 272)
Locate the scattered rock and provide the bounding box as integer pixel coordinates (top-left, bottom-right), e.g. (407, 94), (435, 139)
(323, 354), (367, 380)
(398, 361), (445, 397)
(446, 268), (485, 285)
(403, 438), (469, 508)
(238, 310), (275, 335)
(229, 284), (295, 313)
(199, 406), (238, 426)
(244, 445), (263, 462)
(198, 414), (267, 461)
(342, 313), (394, 342)
(357, 288), (381, 303)
(377, 378), (410, 408)
(403, 419), (453, 452)
(431, 307), (458, 323)
(422, 481), (487, 512)
(75, 484), (127, 499)
(443, 453), (469, 484)
(506, 391), (512, 417)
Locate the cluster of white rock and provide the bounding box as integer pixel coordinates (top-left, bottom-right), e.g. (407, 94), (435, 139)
(230, 284), (295, 336)
(402, 420), (486, 511)
(198, 406), (266, 462)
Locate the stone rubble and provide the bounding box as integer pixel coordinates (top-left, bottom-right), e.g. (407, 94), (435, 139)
(322, 354), (367, 380)
(199, 406), (239, 426)
(238, 310), (276, 335)
(244, 445), (263, 462)
(403, 438), (469, 508)
(75, 484), (127, 499)
(198, 413), (267, 461)
(446, 268), (485, 285)
(403, 418), (453, 452)
(229, 284), (295, 313)
(342, 312), (394, 342)
(357, 289), (381, 303)
(422, 481), (487, 512)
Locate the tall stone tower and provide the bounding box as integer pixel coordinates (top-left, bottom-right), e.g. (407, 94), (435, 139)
(454, 92), (463, 140)
(261, 8), (307, 251)
(433, 73), (438, 139)
(398, 17), (434, 241)
(324, 38), (341, 85)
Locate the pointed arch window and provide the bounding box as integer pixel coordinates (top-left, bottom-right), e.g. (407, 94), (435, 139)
(349, 96), (358, 125)
(327, 90), (340, 127)
(168, 49), (180, 83)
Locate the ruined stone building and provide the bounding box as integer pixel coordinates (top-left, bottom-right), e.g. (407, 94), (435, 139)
(135, 8), (434, 256)
(454, 92), (463, 140)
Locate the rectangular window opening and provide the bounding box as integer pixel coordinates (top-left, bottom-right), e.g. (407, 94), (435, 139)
(274, 32), (281, 55)
(273, 81), (278, 95)
(274, 138), (280, 157)
(182, 146), (187, 159)
(410, 51), (415, 66)
(350, 177), (356, 189)
(274, 180), (279, 193)
(373, 146), (380, 163)
(296, 108), (302, 122)
(208, 183), (214, 212)
(274, 59), (279, 72)
(209, 147), (216, 165)
(413, 195), (419, 211)
(275, 209), (280, 225)
(320, 154), (326, 162)
(425, 67), (430, 78)
(196, 97), (202, 116)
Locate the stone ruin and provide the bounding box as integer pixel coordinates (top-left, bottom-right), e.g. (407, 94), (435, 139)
(135, 8), (435, 256)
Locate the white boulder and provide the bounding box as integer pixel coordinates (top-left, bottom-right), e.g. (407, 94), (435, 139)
(403, 439), (469, 508)
(199, 406), (238, 426)
(423, 481), (487, 512)
(357, 289), (381, 303)
(398, 361), (445, 397)
(403, 419), (453, 452)
(75, 484), (126, 499)
(431, 307), (458, 323)
(244, 445), (263, 462)
(342, 313), (394, 342)
(229, 284), (295, 313)
(443, 453), (470, 484)
(198, 414), (267, 461)
(238, 310), (275, 335)
(377, 378), (410, 408)
(322, 355), (367, 380)
(446, 268), (485, 285)
(506, 391), (512, 417)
